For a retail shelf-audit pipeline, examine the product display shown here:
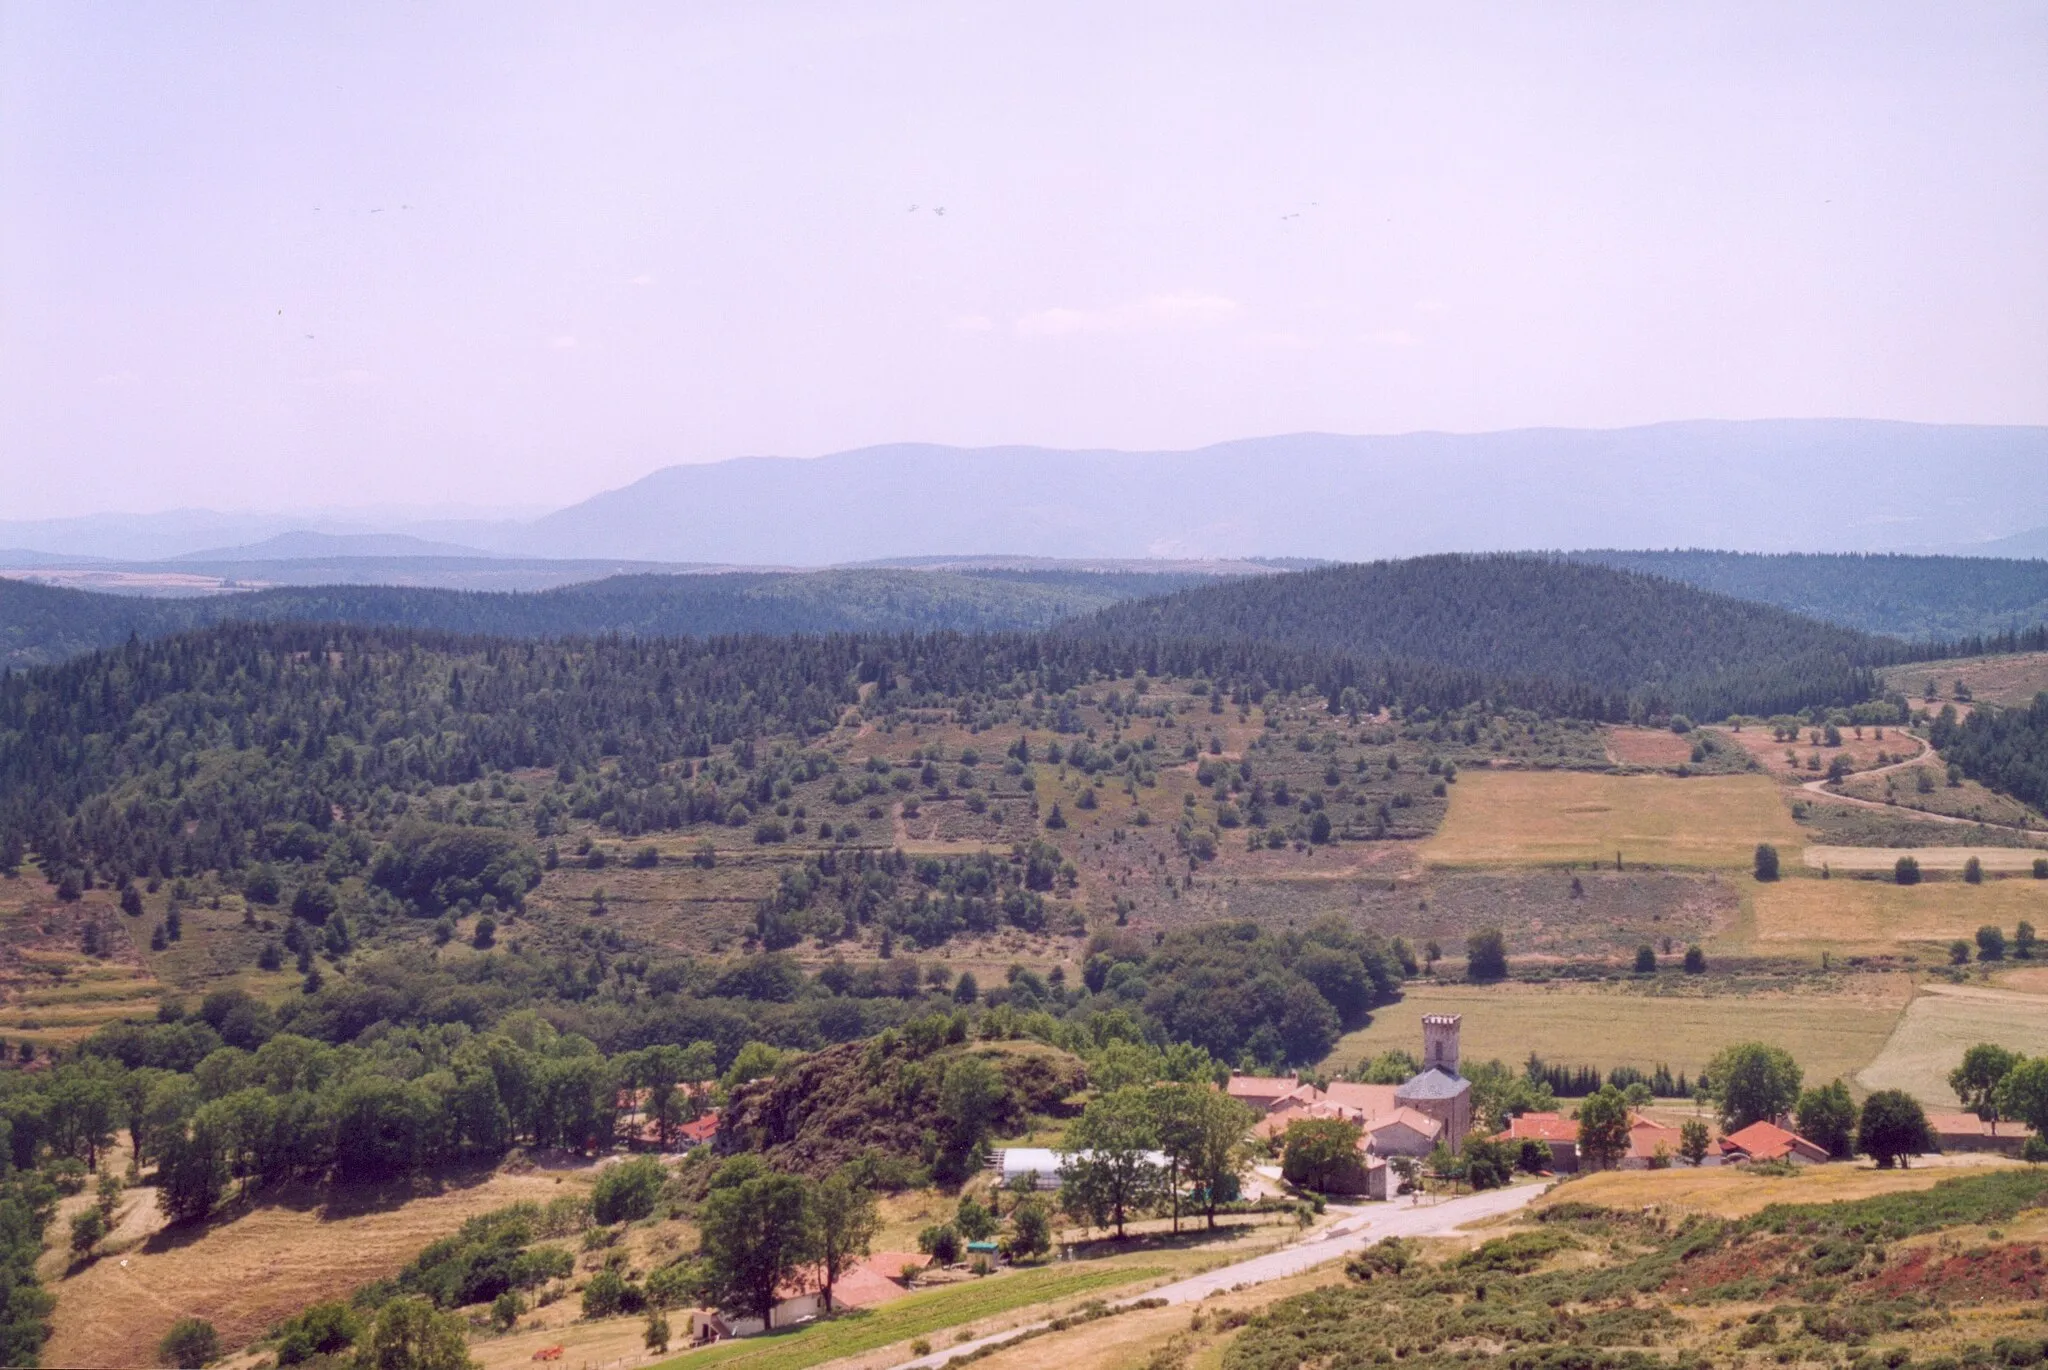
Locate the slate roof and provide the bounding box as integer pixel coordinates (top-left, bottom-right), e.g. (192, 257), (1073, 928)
(1395, 1067), (1471, 1101)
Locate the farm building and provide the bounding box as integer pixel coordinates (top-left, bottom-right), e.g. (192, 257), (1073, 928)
(1362, 1107), (1444, 1159)
(1495, 1111), (1582, 1172)
(686, 1250), (926, 1343)
(987, 1145), (1171, 1191)
(1927, 1112), (2036, 1155)
(1721, 1120), (1830, 1165)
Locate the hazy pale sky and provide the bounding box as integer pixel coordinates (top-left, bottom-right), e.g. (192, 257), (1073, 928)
(2, 2), (2044, 518)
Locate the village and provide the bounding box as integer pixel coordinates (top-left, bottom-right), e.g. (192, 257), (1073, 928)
(597, 1010), (2039, 1357)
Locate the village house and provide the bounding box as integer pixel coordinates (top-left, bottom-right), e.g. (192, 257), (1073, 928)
(1927, 1112), (2036, 1156)
(1495, 1111), (1582, 1172)
(1227, 1014), (1474, 1193)
(686, 1249), (926, 1342)
(1720, 1119), (1830, 1165)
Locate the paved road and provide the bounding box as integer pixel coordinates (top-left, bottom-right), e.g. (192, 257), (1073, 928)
(894, 1183), (1545, 1368)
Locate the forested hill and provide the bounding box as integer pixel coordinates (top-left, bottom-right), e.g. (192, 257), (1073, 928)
(0, 568), (1220, 670)
(1571, 550), (2048, 640)
(1071, 555), (1911, 720)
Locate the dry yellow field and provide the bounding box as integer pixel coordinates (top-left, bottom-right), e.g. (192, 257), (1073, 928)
(1856, 984), (2048, 1104)
(1322, 980), (1908, 1083)
(1748, 877), (2048, 951)
(1880, 652), (2048, 709)
(1423, 771), (1803, 870)
(1803, 846), (2048, 873)
(45, 1168), (584, 1369)
(1534, 1153), (2024, 1220)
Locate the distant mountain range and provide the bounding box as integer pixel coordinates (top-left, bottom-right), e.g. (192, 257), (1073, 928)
(173, 531), (496, 561)
(3, 420), (2043, 565)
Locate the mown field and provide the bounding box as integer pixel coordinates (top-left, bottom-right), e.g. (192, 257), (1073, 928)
(1745, 874), (2048, 953)
(1422, 771), (1804, 870)
(1856, 984), (2048, 1105)
(1321, 978), (1910, 1084)
(1803, 845), (2048, 873)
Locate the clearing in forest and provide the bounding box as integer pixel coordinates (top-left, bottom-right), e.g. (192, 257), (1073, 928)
(1856, 984), (2048, 1105)
(1320, 980), (1908, 1084)
(1880, 652), (2048, 710)
(1423, 771), (1802, 870)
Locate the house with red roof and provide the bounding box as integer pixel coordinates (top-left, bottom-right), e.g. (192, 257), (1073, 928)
(1226, 1074), (1314, 1113)
(1721, 1120), (1829, 1165)
(1926, 1112), (2035, 1156)
(1495, 1111), (1581, 1173)
(1363, 1107), (1444, 1159)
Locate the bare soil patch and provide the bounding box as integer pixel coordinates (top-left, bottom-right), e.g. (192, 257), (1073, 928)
(1716, 725), (1922, 784)
(1605, 727), (1694, 766)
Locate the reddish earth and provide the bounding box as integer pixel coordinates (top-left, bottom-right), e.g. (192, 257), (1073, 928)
(1664, 1237), (1800, 1295)
(1869, 1244), (2048, 1302)
(1606, 727), (1695, 766)
(1713, 726), (1924, 783)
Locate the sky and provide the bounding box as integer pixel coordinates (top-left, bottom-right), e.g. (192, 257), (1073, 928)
(1, 2), (2044, 518)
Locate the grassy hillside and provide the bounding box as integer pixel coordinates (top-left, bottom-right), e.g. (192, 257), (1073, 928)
(0, 567), (1220, 669)
(1074, 554), (1909, 719)
(1575, 549), (2048, 640)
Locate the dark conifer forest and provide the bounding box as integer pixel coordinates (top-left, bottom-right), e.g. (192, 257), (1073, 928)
(1075, 555), (1924, 720)
(1931, 693), (2048, 812)
(0, 568), (1220, 670)
(1573, 549), (2048, 639)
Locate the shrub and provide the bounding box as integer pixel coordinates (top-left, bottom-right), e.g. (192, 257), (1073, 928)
(68, 1206), (105, 1255)
(158, 1318), (220, 1368)
(592, 1156), (667, 1225)
(1466, 928), (1508, 982)
(919, 1224), (962, 1264)
(276, 1302), (364, 1365)
(1345, 1236), (1413, 1281)
(1682, 944), (1706, 974)
(1633, 945), (1656, 974)
(582, 1267), (643, 1318)
(1979, 925), (2007, 961)
(1965, 856), (1984, 885)
(629, 844), (660, 868)
(1753, 843), (1780, 882)
(1895, 855), (1921, 886)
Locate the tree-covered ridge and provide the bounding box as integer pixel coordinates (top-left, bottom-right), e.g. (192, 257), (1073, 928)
(1574, 549), (2048, 641)
(0, 567), (1225, 670)
(1075, 554), (1909, 719)
(1932, 693), (2048, 813)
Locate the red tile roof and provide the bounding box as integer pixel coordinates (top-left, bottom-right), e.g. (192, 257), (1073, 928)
(1926, 1112), (2034, 1139)
(1365, 1107), (1443, 1140)
(1722, 1120), (1828, 1162)
(1226, 1075), (1303, 1107)
(1496, 1112), (1578, 1143)
(1320, 1082), (1399, 1118)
